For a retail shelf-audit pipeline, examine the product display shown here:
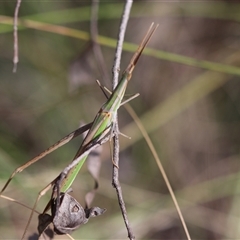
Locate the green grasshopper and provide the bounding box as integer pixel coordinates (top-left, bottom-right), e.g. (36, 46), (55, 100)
(0, 23), (158, 239)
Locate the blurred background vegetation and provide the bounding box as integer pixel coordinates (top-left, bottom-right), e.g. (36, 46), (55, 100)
(1, 1), (240, 239)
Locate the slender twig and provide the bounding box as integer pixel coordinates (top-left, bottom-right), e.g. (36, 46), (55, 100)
(90, 1), (134, 238)
(90, 0), (110, 84)
(13, 0), (21, 73)
(1, 194), (40, 213)
(111, 1), (134, 240)
(124, 104), (192, 240)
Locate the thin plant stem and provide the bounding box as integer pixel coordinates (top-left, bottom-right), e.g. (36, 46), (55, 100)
(90, 0), (110, 84)
(111, 1), (134, 240)
(13, 0), (21, 72)
(124, 104), (191, 240)
(90, 1), (134, 238)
